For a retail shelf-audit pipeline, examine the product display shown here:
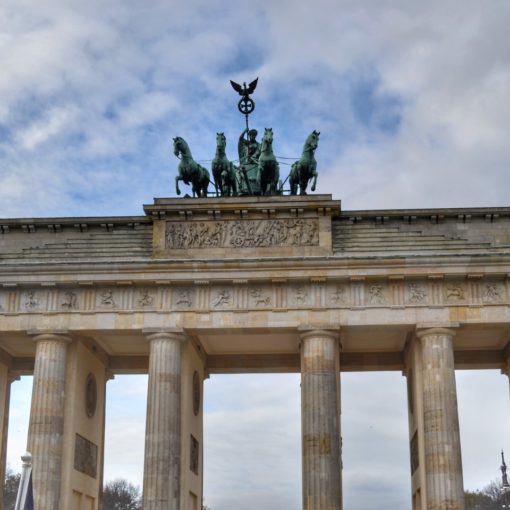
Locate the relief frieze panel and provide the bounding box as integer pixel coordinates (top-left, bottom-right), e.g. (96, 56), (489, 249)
(165, 219), (319, 250)
(0, 277), (509, 315)
(97, 288), (117, 309)
(290, 284), (310, 306)
(248, 287), (273, 308)
(211, 288), (233, 309)
(328, 284), (349, 306)
(444, 283), (467, 303)
(367, 283), (388, 305)
(173, 287), (194, 309)
(406, 283), (428, 305)
(482, 282), (506, 303)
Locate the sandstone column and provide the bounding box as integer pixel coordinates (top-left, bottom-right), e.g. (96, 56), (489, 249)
(143, 331), (186, 510)
(27, 332), (71, 510)
(416, 327), (464, 510)
(0, 362), (16, 506)
(300, 328), (342, 510)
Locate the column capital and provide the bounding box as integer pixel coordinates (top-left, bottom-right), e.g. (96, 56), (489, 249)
(298, 325), (340, 337)
(27, 331), (72, 344)
(415, 323), (459, 339)
(143, 328), (187, 343)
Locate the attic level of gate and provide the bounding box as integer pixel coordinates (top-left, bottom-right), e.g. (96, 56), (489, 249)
(144, 194), (341, 258)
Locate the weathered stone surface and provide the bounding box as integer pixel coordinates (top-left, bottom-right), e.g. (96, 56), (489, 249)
(300, 328), (342, 510)
(143, 331), (186, 510)
(417, 327), (464, 510)
(27, 333), (71, 510)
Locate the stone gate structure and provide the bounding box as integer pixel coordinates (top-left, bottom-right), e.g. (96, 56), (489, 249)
(1, 194), (510, 510)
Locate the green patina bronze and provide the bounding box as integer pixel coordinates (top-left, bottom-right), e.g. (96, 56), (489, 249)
(212, 132), (237, 197)
(172, 79), (320, 197)
(174, 137), (209, 198)
(289, 130), (320, 196)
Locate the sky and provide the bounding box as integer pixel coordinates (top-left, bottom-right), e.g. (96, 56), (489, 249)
(2, 0), (510, 508)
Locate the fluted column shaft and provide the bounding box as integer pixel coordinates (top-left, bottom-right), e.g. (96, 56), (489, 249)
(417, 328), (464, 510)
(300, 329), (342, 510)
(27, 333), (71, 510)
(143, 331), (185, 510)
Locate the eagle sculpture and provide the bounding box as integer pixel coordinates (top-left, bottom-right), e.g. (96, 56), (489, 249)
(230, 78), (258, 97)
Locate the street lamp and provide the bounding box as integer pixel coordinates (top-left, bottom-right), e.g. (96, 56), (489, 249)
(501, 451), (510, 508)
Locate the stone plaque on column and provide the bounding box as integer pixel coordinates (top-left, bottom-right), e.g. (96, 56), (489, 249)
(74, 433), (98, 479)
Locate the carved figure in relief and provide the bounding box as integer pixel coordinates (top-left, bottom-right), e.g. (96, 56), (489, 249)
(25, 291), (39, 309)
(166, 219), (319, 250)
(213, 290), (231, 307)
(250, 288), (271, 306)
(100, 289), (115, 307)
(484, 283), (503, 302)
(176, 289), (192, 307)
(293, 286), (308, 304)
(330, 286), (346, 304)
(137, 290), (154, 307)
(61, 291), (77, 309)
(408, 283), (426, 303)
(368, 285), (386, 304)
(446, 285), (465, 300)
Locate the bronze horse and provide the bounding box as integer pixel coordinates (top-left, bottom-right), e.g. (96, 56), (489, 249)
(211, 132), (237, 196)
(258, 128), (279, 195)
(173, 137), (209, 197)
(289, 130), (319, 195)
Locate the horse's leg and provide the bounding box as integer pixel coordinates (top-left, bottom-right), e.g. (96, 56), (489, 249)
(300, 169), (308, 195)
(273, 162), (280, 194)
(176, 175), (182, 196)
(212, 162), (220, 196)
(289, 165), (297, 195)
(311, 165), (318, 192)
(199, 175), (209, 198)
(231, 167), (237, 196)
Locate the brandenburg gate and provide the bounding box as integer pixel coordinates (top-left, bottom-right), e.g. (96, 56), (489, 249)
(1, 194), (509, 509)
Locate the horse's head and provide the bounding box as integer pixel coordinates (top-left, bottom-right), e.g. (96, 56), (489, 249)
(173, 137), (183, 157)
(305, 130), (320, 151)
(261, 127), (273, 148)
(216, 132), (226, 148)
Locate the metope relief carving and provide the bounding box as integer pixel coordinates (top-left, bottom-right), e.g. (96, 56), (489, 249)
(173, 288), (194, 309)
(24, 291), (39, 310)
(291, 285), (309, 306)
(445, 284), (466, 302)
(367, 284), (387, 305)
(165, 219), (319, 249)
(329, 284), (348, 305)
(98, 289), (116, 308)
(483, 282), (505, 303)
(407, 283), (427, 304)
(249, 287), (272, 307)
(61, 291), (78, 310)
(212, 289), (232, 308)
(137, 289), (154, 308)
